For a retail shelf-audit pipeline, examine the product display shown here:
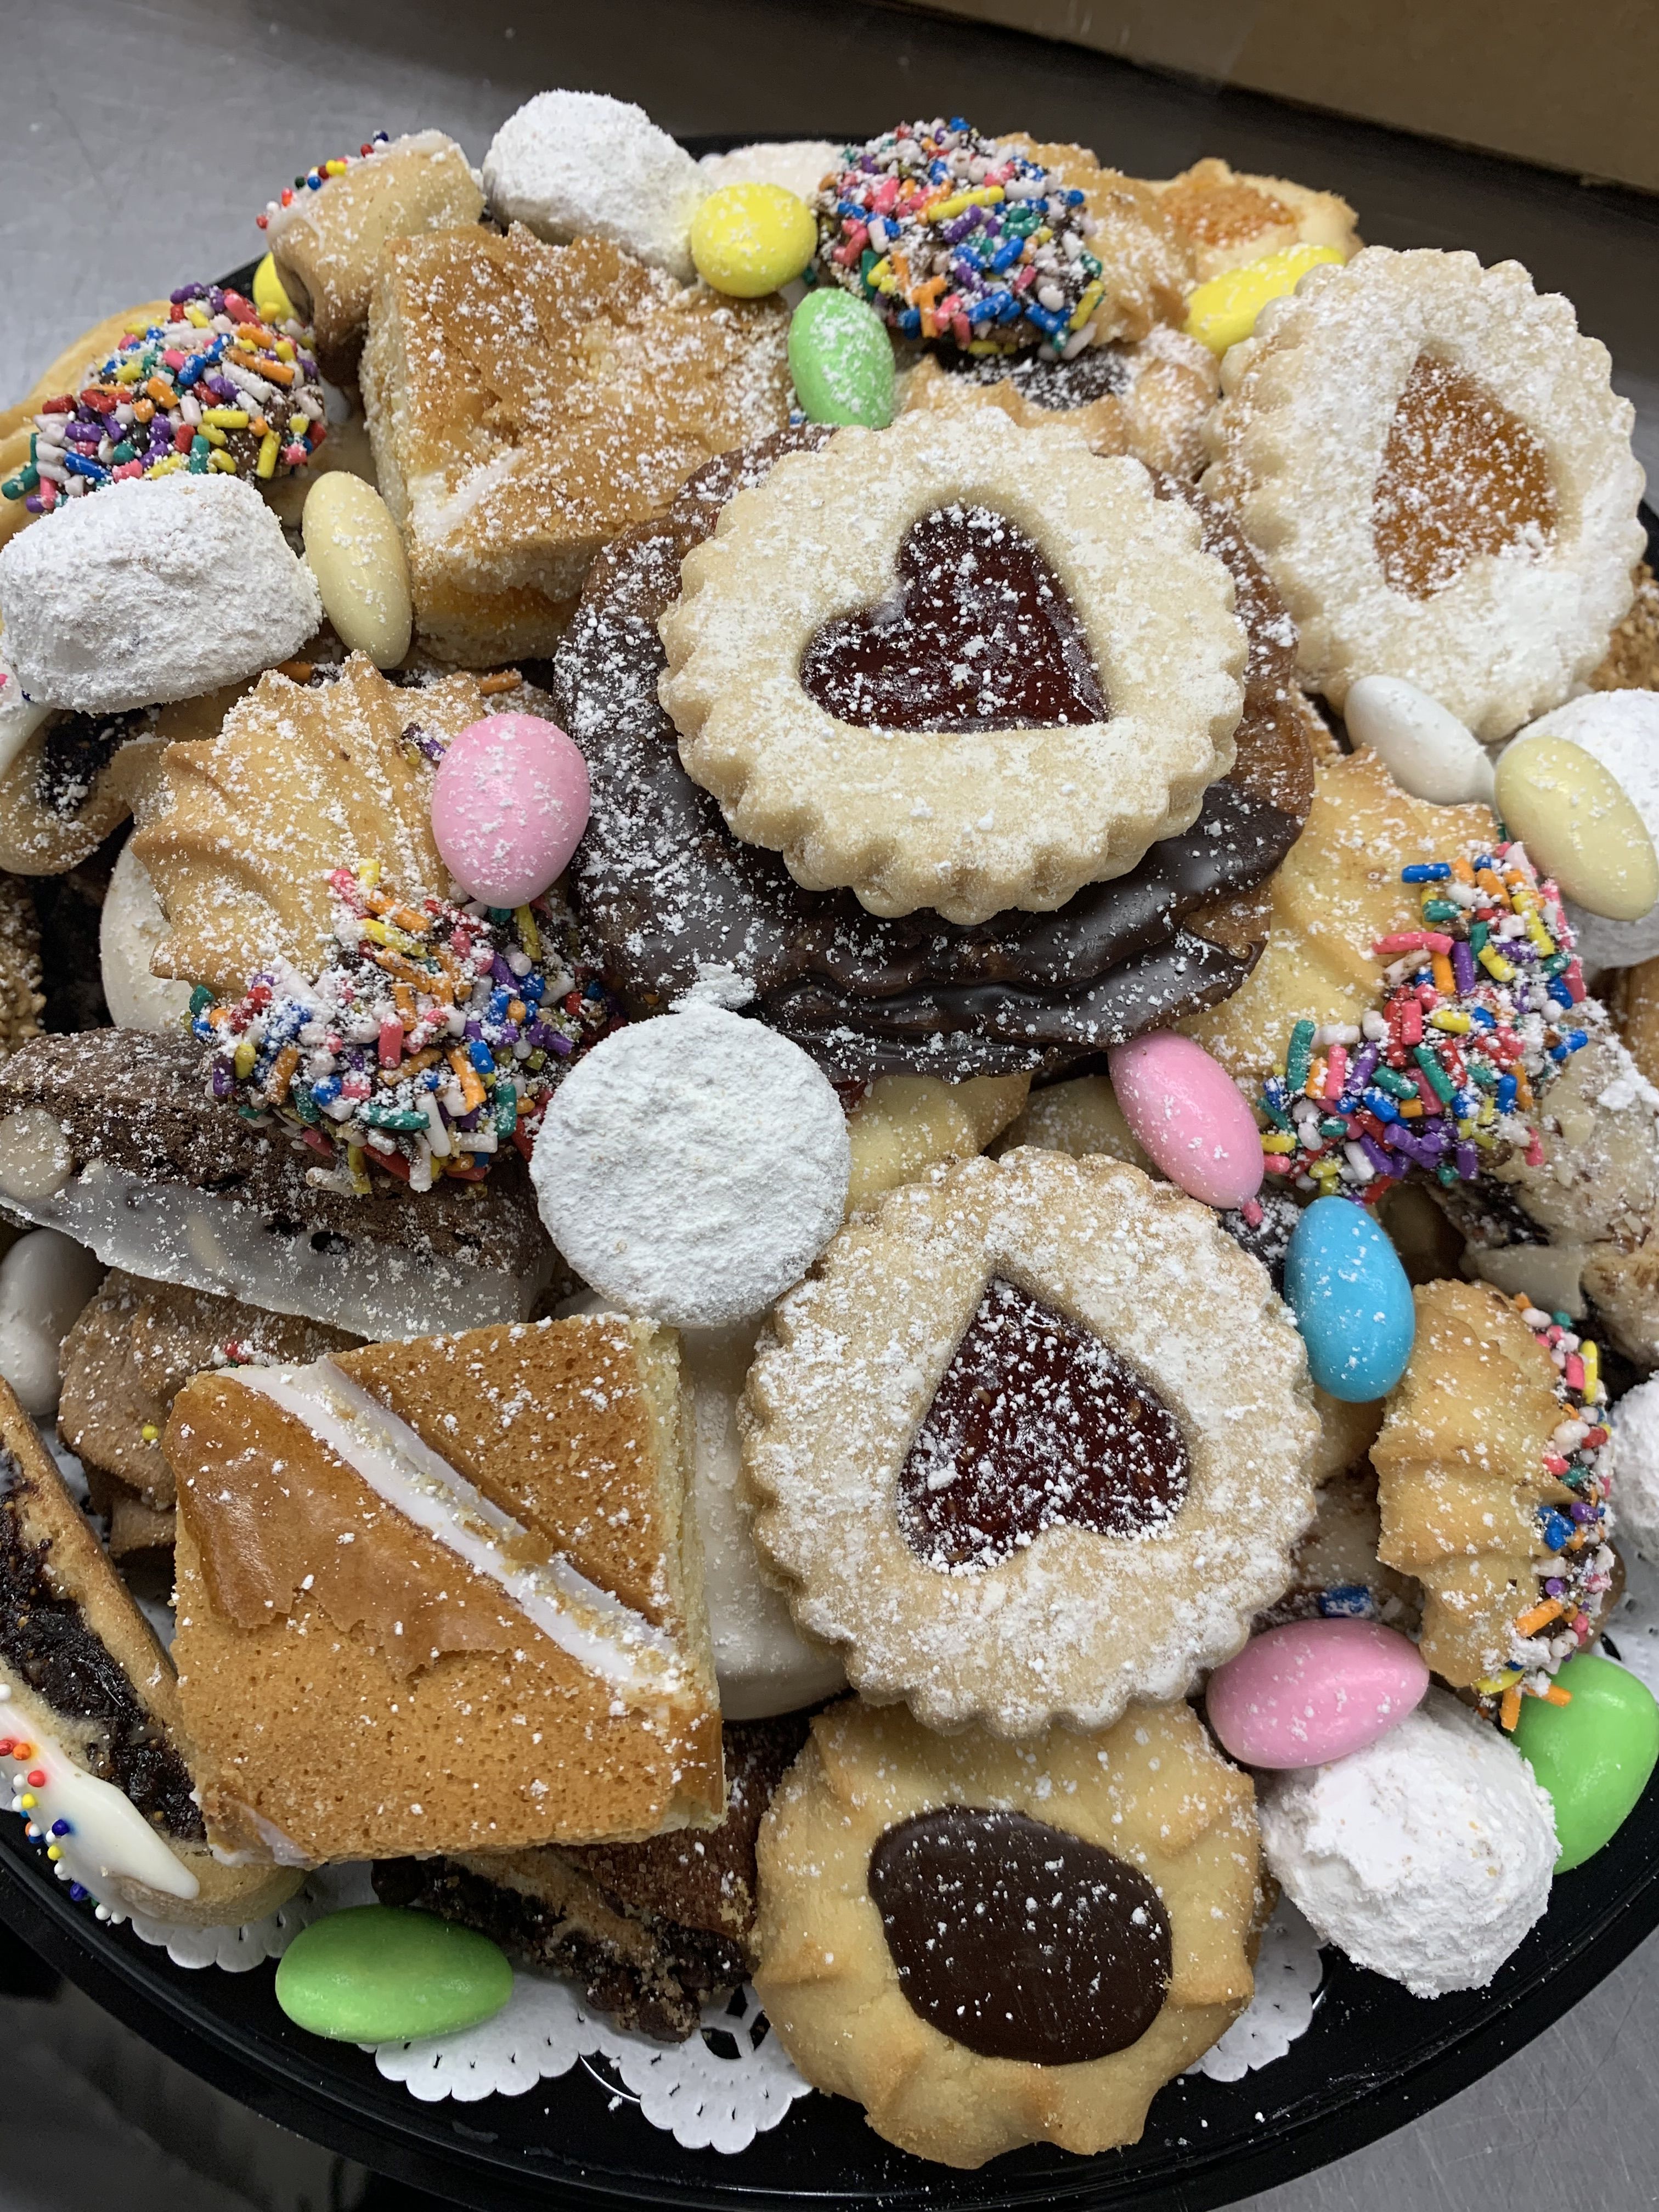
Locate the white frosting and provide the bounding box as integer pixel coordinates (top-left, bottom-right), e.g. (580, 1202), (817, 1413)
(0, 1229), (102, 1418)
(0, 661), (50, 782)
(1259, 1689), (1556, 1997)
(1344, 675), (1496, 806)
(482, 91), (709, 283)
(0, 1689), (198, 1904)
(1612, 1376), (1659, 1558)
(100, 842), (194, 1033)
(0, 473), (321, 714)
(0, 1156), (548, 1340)
(1511, 692), (1659, 967)
(230, 1358), (682, 1699)
(699, 142), (841, 205)
(531, 1005), (849, 1329)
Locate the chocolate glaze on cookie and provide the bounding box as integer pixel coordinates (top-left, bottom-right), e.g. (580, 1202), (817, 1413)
(555, 430), (1311, 1080)
(898, 1277), (1188, 1568)
(934, 340), (1137, 410)
(868, 1805), (1172, 2063)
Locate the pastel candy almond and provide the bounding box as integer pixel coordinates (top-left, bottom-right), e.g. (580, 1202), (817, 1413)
(1105, 1032), (1263, 1209)
(691, 183), (816, 298)
(788, 289), (896, 428)
(1344, 675), (1495, 807)
(301, 472), (413, 670)
(1206, 1618), (1429, 1769)
(274, 1904), (512, 2042)
(1493, 733), (1659, 923)
(1513, 1651), (1659, 1872)
(1283, 1195), (1414, 1402)
(431, 713), (591, 907)
(1183, 243), (1344, 356)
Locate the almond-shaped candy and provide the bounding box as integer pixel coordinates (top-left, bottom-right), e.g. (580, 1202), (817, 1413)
(1105, 1031), (1262, 1209)
(1207, 1618), (1429, 1769)
(1494, 731), (1659, 923)
(1344, 675), (1495, 806)
(431, 713), (590, 907)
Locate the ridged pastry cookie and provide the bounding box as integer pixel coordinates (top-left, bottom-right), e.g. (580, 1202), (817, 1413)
(754, 1696), (1261, 2168)
(1202, 247), (1645, 738)
(659, 411), (1247, 924)
(742, 1147), (1318, 1734)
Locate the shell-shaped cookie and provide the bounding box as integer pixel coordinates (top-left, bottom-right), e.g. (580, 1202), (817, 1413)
(1371, 1279), (1567, 1685)
(133, 655), (491, 999)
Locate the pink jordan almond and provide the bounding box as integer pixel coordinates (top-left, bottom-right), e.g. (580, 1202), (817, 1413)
(1106, 1031), (1263, 1210)
(1206, 1618), (1430, 1770)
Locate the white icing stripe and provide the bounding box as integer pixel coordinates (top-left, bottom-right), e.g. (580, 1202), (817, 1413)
(0, 1694), (199, 1904)
(228, 1360), (682, 1700)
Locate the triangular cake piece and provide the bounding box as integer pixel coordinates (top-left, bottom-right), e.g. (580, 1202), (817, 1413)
(166, 1313), (723, 1863)
(0, 1376), (300, 1926)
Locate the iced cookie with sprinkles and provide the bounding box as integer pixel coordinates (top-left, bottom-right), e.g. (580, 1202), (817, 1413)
(658, 409), (1247, 924)
(360, 226), (792, 663)
(0, 1372), (303, 1926)
(754, 1696), (1261, 2166)
(742, 1147), (1319, 1735)
(1371, 1279), (1613, 1719)
(1201, 247), (1645, 739)
(257, 131), (484, 382)
(165, 1312), (721, 1863)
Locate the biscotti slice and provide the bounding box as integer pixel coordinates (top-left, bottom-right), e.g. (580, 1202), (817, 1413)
(167, 1313), (723, 1864)
(0, 1376), (301, 1925)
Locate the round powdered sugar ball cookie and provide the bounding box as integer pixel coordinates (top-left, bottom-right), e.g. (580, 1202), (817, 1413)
(531, 1003), (850, 1327)
(0, 473), (321, 714)
(483, 91), (709, 284)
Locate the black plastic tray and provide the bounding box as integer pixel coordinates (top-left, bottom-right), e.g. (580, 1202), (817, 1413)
(3, 221), (1655, 2208)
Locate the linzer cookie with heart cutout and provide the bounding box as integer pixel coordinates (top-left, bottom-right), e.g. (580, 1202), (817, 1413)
(1202, 246), (1646, 740)
(753, 1695), (1261, 2166)
(559, 428), (1313, 1080)
(658, 409), (1247, 926)
(741, 1146), (1320, 1734)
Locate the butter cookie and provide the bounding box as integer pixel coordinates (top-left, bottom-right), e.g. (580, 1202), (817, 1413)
(742, 1147), (1318, 1734)
(754, 1696), (1260, 2167)
(1149, 157), (1358, 283)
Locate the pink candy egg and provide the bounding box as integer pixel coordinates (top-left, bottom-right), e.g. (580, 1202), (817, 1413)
(1206, 1619), (1430, 1769)
(431, 713), (590, 907)
(1107, 1031), (1263, 1210)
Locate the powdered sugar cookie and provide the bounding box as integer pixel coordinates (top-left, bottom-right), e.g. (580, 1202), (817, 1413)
(483, 91), (709, 284)
(531, 1004), (851, 1328)
(700, 140), (840, 206)
(1202, 247), (1645, 740)
(659, 410), (1246, 924)
(742, 1147), (1319, 1735)
(755, 1695), (1261, 2166)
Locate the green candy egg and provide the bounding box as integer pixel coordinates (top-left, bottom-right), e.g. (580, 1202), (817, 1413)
(788, 289), (896, 429)
(1513, 1653), (1659, 1872)
(274, 1905), (512, 2043)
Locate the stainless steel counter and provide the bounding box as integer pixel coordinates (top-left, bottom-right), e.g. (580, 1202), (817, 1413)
(2, 2), (1657, 2205)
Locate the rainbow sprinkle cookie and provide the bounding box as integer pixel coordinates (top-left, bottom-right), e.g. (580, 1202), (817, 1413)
(1257, 840), (1587, 1203)
(812, 119), (1105, 356)
(1, 285), (324, 516)
(256, 131), (392, 229)
(198, 864), (623, 1194)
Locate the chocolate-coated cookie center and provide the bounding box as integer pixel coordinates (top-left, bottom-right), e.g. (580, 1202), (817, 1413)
(1372, 353), (1556, 600)
(935, 344), (1135, 412)
(868, 1805), (1172, 2063)
(798, 504), (1107, 733)
(897, 1275), (1189, 1569)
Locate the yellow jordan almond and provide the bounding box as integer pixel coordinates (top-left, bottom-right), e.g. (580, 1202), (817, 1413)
(1494, 734), (1659, 921)
(301, 472), (413, 669)
(1183, 244), (1345, 357)
(251, 252), (298, 327)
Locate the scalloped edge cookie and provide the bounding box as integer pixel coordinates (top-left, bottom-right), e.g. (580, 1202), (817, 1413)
(659, 411), (1246, 925)
(1201, 247), (1645, 741)
(741, 1147), (1319, 1735)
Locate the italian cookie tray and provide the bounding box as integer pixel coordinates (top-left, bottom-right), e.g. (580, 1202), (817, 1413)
(1, 91), (1659, 2212)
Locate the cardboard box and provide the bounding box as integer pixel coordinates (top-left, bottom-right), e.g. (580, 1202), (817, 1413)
(901, 0), (1659, 194)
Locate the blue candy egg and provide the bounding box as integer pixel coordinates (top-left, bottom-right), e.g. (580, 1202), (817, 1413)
(1283, 1197), (1415, 1402)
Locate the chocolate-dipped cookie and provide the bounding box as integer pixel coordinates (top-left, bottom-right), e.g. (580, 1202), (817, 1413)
(555, 432), (1314, 1080)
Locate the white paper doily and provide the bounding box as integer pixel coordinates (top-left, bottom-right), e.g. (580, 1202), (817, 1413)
(105, 1862), (377, 1971)
(1187, 1897), (1326, 2082)
(1602, 1543), (1659, 1697)
(373, 1970), (811, 2152)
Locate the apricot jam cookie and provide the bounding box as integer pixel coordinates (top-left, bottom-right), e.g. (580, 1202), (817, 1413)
(1149, 157), (1358, 284)
(742, 1147), (1319, 1734)
(658, 410), (1246, 926)
(753, 1696), (1261, 2168)
(1202, 247), (1645, 740)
